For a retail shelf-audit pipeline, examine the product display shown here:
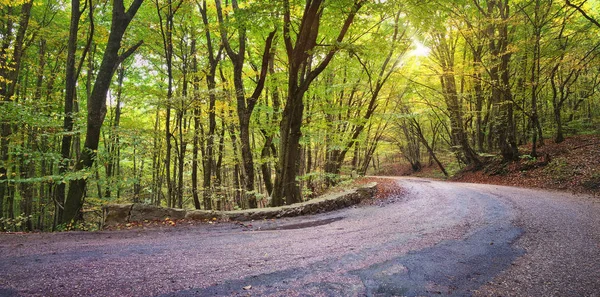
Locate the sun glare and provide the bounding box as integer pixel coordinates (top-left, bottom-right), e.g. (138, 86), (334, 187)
(411, 40), (431, 57)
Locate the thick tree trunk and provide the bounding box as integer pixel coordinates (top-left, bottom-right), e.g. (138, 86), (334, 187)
(272, 0), (364, 206)
(484, 0), (519, 162)
(238, 115), (257, 207)
(554, 105), (564, 143)
(61, 0), (144, 224)
(56, 0), (83, 222)
(273, 91), (304, 206)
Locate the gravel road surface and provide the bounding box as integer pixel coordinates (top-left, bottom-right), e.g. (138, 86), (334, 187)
(1, 177), (599, 296)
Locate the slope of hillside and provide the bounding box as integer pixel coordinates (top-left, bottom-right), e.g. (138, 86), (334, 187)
(454, 135), (600, 195)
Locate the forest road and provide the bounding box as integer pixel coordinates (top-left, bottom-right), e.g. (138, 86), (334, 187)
(1, 177), (599, 297)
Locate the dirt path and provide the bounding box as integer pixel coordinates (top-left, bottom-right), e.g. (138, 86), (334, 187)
(1, 177), (599, 296)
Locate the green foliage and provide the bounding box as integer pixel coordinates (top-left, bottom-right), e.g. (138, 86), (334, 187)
(0, 214), (32, 232)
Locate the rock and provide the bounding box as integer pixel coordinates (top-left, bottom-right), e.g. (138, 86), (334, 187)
(185, 210), (221, 221)
(103, 204), (133, 226)
(129, 204), (185, 222)
(226, 210), (251, 222)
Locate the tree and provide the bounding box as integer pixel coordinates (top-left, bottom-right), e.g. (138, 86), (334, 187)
(323, 8), (410, 185)
(55, 0), (94, 224)
(0, 0), (34, 221)
(518, 0), (553, 156)
(215, 0), (276, 208)
(566, 0), (600, 29)
(272, 0), (366, 206)
(61, 0), (144, 224)
(430, 30), (481, 167)
(474, 0), (519, 161)
(155, 0), (182, 208)
(195, 0), (222, 210)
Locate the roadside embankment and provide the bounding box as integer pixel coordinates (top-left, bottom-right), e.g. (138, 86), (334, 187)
(103, 182), (377, 227)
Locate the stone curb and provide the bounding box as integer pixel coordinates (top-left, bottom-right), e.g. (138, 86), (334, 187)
(102, 182), (377, 227)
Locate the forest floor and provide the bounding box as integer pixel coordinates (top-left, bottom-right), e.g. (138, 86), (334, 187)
(454, 134), (600, 196)
(386, 134), (600, 196)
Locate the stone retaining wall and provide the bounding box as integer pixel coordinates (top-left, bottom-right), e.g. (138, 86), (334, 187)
(102, 182), (377, 227)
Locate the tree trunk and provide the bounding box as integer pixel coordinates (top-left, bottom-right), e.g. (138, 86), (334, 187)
(227, 120), (242, 209)
(273, 90), (304, 205)
(156, 0), (181, 208)
(105, 64), (125, 198)
(61, 0), (144, 224)
(472, 48), (485, 152)
(0, 0), (33, 222)
(56, 0), (83, 222)
(260, 50), (280, 197)
(197, 0), (221, 210)
(412, 119), (448, 176)
(554, 105), (564, 143)
(151, 106), (163, 206)
(529, 0), (543, 157)
(260, 133), (275, 196)
(190, 38), (202, 210)
(432, 32), (480, 167)
(273, 0), (364, 206)
(483, 0), (518, 162)
(215, 0), (276, 208)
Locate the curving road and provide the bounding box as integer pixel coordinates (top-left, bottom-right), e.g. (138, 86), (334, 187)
(1, 177), (599, 296)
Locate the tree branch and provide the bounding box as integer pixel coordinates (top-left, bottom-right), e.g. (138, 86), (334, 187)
(114, 40), (143, 73)
(566, 0), (600, 29)
(126, 0), (145, 21)
(249, 29), (277, 109)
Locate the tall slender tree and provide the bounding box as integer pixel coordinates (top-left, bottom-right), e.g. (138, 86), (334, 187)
(0, 0), (34, 220)
(215, 0), (276, 208)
